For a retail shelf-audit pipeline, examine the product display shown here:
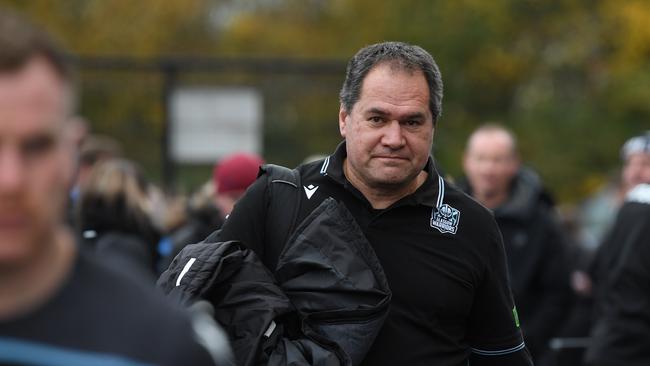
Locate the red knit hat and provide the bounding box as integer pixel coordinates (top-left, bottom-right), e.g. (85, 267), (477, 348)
(213, 153), (265, 195)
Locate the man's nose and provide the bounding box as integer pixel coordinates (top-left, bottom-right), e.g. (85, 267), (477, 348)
(0, 149), (25, 195)
(381, 121), (406, 149)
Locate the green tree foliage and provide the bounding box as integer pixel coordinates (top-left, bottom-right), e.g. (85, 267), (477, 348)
(216, 0), (650, 201)
(3, 0), (649, 201)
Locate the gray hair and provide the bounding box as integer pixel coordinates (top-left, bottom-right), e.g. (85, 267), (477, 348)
(339, 41), (443, 124)
(466, 123), (518, 156)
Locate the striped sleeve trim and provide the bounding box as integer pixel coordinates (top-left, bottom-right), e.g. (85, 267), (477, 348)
(471, 341), (526, 356)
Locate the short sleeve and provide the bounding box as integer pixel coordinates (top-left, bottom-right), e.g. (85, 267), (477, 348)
(466, 219), (533, 365)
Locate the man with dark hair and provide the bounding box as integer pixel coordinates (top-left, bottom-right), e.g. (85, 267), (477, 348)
(0, 9), (228, 366)
(459, 124), (573, 364)
(211, 42), (532, 365)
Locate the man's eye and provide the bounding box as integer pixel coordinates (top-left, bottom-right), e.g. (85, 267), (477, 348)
(402, 119), (424, 128)
(369, 116), (383, 123)
(22, 136), (54, 157)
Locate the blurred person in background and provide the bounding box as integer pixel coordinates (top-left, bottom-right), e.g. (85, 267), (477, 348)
(620, 131), (650, 194)
(212, 152), (264, 218)
(0, 9), (227, 365)
(459, 123), (573, 365)
(156, 180), (222, 273)
(576, 131), (650, 256)
(73, 134), (122, 193)
(547, 132), (650, 366)
(76, 158), (161, 281)
(582, 131), (650, 366)
(67, 133), (121, 224)
(157, 152), (264, 271)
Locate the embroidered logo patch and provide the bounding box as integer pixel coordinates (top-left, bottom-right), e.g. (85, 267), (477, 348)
(430, 204), (460, 234)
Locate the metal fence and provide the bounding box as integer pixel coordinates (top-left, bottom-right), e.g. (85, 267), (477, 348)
(75, 55), (347, 192)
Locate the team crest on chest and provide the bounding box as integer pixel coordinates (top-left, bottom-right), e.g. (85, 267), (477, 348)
(430, 204), (460, 234)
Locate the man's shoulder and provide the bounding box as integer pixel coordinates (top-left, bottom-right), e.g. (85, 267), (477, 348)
(441, 180), (503, 249)
(444, 180), (496, 223)
(1, 252), (218, 366)
(625, 183), (650, 206)
(615, 184), (650, 226)
(296, 157), (331, 178)
(75, 252), (192, 325)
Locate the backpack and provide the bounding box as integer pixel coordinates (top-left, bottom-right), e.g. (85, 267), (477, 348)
(260, 164), (304, 270)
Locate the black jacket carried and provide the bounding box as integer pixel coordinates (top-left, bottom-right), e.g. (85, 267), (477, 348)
(158, 198), (391, 366)
(460, 167), (573, 360)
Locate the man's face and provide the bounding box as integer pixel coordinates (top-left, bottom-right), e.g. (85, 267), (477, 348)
(463, 130), (519, 200)
(0, 58), (74, 267)
(339, 63), (434, 191)
(622, 152), (650, 192)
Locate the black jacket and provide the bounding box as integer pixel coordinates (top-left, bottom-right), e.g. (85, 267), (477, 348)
(460, 167), (573, 360)
(158, 198), (391, 366)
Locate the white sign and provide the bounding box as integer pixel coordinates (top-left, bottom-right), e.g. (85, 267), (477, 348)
(170, 87), (263, 163)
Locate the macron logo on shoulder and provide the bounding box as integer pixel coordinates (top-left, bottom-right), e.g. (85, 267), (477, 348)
(304, 184), (319, 199)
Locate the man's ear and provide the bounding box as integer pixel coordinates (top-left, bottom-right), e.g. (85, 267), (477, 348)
(338, 104), (348, 138)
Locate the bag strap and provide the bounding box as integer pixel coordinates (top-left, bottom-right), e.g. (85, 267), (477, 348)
(260, 164), (302, 271)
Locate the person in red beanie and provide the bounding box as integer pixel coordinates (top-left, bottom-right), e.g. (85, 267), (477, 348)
(213, 152), (265, 218)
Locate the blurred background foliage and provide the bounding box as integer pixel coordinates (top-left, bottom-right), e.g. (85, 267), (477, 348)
(2, 0), (649, 202)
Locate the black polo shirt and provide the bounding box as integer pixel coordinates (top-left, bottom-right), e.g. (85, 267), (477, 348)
(218, 142), (531, 366)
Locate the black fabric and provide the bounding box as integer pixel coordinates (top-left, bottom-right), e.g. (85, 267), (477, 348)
(0, 251), (216, 366)
(158, 240), (297, 366)
(217, 142), (532, 366)
(159, 196), (391, 366)
(276, 197), (391, 366)
(459, 167), (574, 362)
(584, 185), (650, 366)
(91, 231), (158, 282)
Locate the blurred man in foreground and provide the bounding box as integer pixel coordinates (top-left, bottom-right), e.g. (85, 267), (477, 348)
(0, 9), (228, 366)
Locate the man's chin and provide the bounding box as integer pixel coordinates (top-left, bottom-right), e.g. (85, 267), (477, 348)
(0, 233), (39, 267)
(368, 173), (415, 190)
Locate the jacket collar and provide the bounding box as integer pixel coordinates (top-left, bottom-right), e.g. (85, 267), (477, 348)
(319, 141), (443, 208)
